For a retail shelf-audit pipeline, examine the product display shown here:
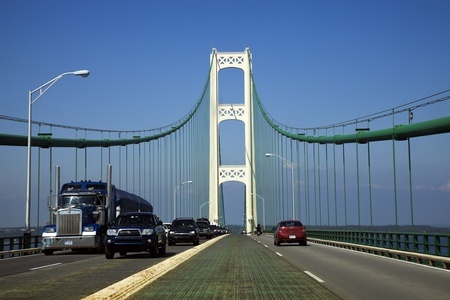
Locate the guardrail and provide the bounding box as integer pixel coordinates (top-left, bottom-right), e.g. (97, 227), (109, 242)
(0, 235), (41, 259)
(309, 238), (450, 270)
(0, 248), (41, 259)
(307, 229), (450, 269)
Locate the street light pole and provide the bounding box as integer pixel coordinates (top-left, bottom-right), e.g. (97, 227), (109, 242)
(252, 193), (265, 230)
(199, 201), (210, 218)
(173, 180), (193, 219)
(265, 153), (295, 220)
(25, 70), (90, 238)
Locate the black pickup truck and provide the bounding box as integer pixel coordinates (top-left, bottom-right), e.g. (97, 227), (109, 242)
(104, 212), (166, 259)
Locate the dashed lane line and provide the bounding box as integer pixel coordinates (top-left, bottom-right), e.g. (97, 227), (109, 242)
(304, 271), (325, 283)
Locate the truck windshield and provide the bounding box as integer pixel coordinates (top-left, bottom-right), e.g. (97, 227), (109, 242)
(117, 215), (155, 226)
(60, 195), (97, 208)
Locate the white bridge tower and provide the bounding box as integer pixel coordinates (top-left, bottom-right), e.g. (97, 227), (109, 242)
(209, 48), (257, 234)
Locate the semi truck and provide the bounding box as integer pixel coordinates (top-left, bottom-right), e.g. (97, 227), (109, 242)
(41, 165), (152, 255)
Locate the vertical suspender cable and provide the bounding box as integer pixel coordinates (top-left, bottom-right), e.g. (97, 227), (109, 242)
(343, 142), (347, 227)
(325, 133), (330, 226)
(392, 109), (398, 226)
(333, 137), (338, 226)
(75, 129), (78, 181)
(317, 134), (321, 225)
(84, 129), (87, 180)
(368, 140), (373, 226)
(356, 130), (361, 226)
(408, 109), (414, 226)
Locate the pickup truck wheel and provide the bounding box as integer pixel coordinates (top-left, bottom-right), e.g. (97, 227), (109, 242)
(159, 240), (166, 255)
(105, 247), (114, 259)
(149, 238), (158, 258)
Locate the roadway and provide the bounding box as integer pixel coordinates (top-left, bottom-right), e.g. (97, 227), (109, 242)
(0, 241), (196, 299)
(252, 234), (450, 300)
(1, 234), (449, 299)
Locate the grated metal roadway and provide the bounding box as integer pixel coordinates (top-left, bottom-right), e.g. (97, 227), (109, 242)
(129, 234), (340, 300)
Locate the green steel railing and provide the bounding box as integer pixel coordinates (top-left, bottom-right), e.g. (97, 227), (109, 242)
(308, 229), (450, 257)
(0, 235), (41, 259)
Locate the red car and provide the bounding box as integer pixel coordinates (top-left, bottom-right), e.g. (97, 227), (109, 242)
(274, 220), (307, 246)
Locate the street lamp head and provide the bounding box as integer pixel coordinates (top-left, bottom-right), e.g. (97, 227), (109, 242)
(265, 153), (273, 157)
(73, 70), (90, 77)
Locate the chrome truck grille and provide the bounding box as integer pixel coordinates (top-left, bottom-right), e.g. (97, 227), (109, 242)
(56, 209), (82, 236)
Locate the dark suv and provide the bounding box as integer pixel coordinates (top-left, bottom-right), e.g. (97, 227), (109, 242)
(196, 220), (213, 239)
(168, 218), (200, 246)
(105, 212), (166, 259)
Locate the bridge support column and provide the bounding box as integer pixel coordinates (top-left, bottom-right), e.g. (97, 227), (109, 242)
(209, 48), (257, 234)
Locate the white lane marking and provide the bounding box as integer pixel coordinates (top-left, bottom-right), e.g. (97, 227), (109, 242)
(304, 271), (325, 283)
(275, 252), (283, 257)
(30, 263), (62, 271)
(264, 245), (268, 248)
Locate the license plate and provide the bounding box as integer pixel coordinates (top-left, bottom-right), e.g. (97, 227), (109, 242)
(289, 235), (296, 239)
(65, 240), (73, 246)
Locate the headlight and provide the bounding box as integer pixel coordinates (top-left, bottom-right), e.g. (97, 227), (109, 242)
(141, 229), (154, 235)
(83, 226), (95, 232)
(106, 229), (118, 236)
(190, 230), (196, 234)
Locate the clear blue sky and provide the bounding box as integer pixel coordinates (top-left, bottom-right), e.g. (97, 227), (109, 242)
(1, 0), (450, 228)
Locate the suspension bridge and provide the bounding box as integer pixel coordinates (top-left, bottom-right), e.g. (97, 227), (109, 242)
(1, 47), (450, 299)
(1, 47), (450, 236)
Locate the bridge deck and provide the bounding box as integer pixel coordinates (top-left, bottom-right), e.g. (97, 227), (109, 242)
(129, 234), (338, 299)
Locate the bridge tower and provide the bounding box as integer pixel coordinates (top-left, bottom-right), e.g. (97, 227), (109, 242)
(209, 48), (257, 234)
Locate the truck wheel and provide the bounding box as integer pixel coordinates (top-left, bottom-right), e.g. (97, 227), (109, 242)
(96, 236), (104, 253)
(159, 240), (166, 256)
(105, 247), (114, 259)
(43, 250), (54, 256)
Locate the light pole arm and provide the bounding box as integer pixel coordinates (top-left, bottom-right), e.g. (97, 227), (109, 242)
(25, 70), (89, 236)
(30, 74), (64, 104)
(265, 152), (295, 220)
(266, 153), (293, 168)
(30, 70), (90, 104)
(199, 201), (210, 217)
(252, 193), (265, 230)
(173, 180), (193, 219)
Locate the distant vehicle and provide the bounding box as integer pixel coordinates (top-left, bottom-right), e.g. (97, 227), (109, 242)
(163, 222), (171, 236)
(255, 223), (262, 236)
(41, 166), (152, 255)
(273, 220), (307, 246)
(104, 212), (166, 259)
(196, 220), (213, 239)
(196, 217), (210, 225)
(168, 218), (199, 246)
(210, 224), (220, 236)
